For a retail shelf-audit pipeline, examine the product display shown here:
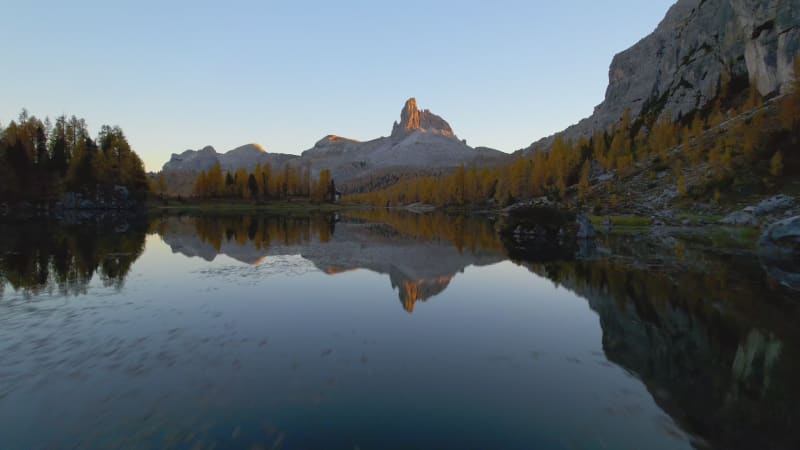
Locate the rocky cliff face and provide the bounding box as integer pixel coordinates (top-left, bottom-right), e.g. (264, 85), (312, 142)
(161, 144), (296, 196)
(163, 144), (295, 173)
(391, 98), (456, 138)
(163, 146), (219, 173)
(298, 98), (508, 192)
(526, 0), (800, 152)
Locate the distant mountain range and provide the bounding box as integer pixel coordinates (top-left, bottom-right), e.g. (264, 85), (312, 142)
(161, 98), (510, 196)
(163, 143), (296, 174)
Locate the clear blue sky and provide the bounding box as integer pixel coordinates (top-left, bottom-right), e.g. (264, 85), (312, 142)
(0, 0), (676, 171)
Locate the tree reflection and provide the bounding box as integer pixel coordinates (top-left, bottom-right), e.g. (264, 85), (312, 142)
(511, 241), (800, 450)
(344, 209), (503, 253)
(154, 211), (506, 312)
(0, 219), (146, 298)
(190, 214), (336, 252)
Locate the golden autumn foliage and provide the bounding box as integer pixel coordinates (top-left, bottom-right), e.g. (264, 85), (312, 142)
(192, 163), (336, 202)
(347, 135), (591, 207)
(578, 160), (591, 201)
(347, 74), (799, 208)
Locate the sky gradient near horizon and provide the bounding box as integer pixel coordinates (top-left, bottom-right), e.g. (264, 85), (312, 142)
(1, 0), (676, 171)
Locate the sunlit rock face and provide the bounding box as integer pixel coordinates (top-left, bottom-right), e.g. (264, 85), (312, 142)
(391, 98), (456, 138)
(298, 98), (509, 192)
(525, 0), (800, 152)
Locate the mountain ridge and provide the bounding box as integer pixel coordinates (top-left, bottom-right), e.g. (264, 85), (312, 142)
(161, 98), (510, 195)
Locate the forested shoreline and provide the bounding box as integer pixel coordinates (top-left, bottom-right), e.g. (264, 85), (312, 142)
(0, 109), (148, 207)
(189, 164), (337, 203)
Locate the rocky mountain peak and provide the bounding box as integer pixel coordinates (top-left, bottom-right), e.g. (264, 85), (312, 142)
(391, 98), (456, 138)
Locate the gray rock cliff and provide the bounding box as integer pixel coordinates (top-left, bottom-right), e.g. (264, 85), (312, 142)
(525, 0), (800, 153)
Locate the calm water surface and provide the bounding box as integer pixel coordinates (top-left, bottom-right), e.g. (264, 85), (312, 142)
(0, 212), (798, 449)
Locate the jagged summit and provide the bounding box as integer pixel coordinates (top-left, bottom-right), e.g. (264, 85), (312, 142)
(298, 97), (508, 191)
(391, 98), (456, 138)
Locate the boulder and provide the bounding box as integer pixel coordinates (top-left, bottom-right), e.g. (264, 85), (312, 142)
(753, 195), (795, 217)
(720, 210), (759, 227)
(760, 216), (800, 250)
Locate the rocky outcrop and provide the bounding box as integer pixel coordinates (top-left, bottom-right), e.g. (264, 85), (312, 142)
(720, 195), (796, 226)
(163, 145), (219, 172)
(56, 185), (141, 211)
(524, 0), (800, 153)
(391, 98), (456, 138)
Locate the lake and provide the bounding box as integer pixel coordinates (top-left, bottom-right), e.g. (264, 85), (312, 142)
(0, 211), (798, 450)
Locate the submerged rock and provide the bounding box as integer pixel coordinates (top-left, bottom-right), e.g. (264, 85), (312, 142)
(760, 216), (800, 254)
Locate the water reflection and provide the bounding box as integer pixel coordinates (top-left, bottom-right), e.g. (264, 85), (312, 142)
(0, 212), (798, 449)
(0, 219), (146, 298)
(516, 244), (800, 450)
(155, 212), (505, 312)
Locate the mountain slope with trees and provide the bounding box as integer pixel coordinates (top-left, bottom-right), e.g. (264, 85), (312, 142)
(347, 0), (800, 218)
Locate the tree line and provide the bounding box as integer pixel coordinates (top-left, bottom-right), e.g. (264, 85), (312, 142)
(0, 109), (148, 204)
(347, 57), (800, 208)
(192, 162), (337, 203)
